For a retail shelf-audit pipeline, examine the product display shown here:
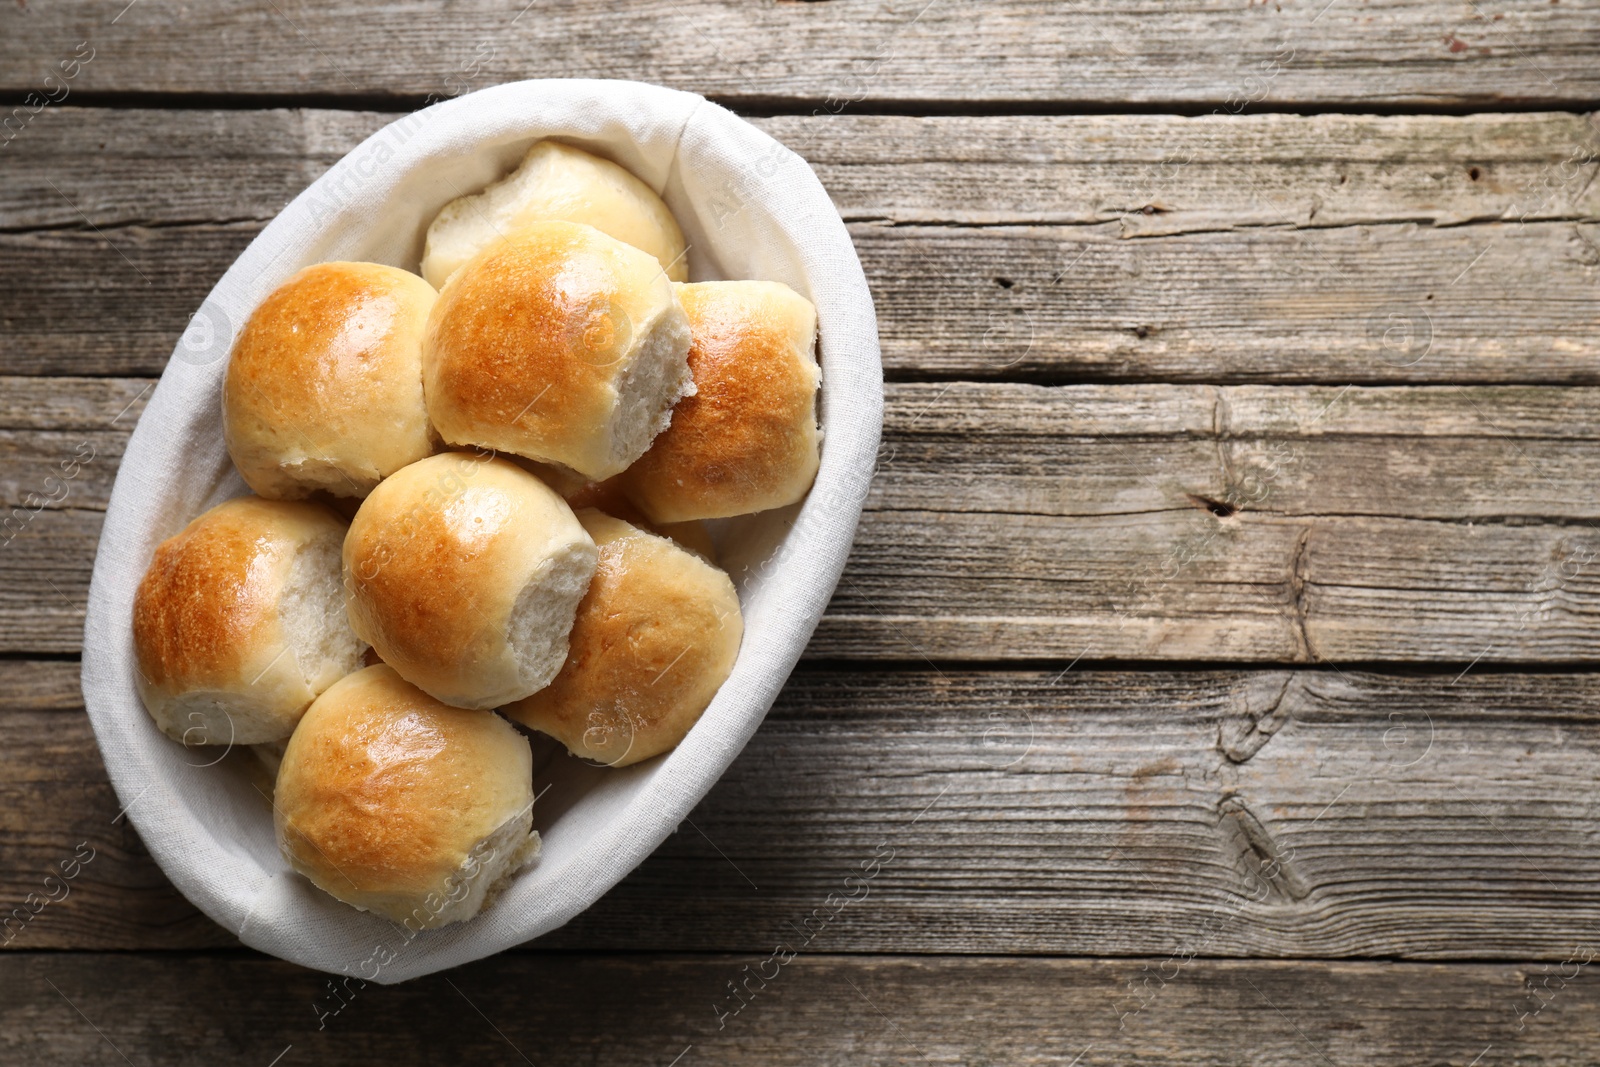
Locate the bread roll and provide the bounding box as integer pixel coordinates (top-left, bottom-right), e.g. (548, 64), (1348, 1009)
(275, 665), (539, 928)
(421, 140), (688, 289)
(132, 496), (364, 746)
(342, 452), (597, 710)
(621, 281), (821, 523)
(223, 262), (438, 500)
(504, 509), (742, 767)
(423, 221), (694, 480)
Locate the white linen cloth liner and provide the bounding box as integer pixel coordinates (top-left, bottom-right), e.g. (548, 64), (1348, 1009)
(80, 79), (882, 983)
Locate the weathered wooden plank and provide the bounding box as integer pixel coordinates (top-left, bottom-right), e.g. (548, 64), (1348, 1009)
(25, 494), (1598, 661)
(17, 377), (1600, 515)
(1, 509), (99, 653)
(2, 109), (386, 231)
(0, 662), (224, 952)
(866, 219), (1600, 383)
(2, 952), (1593, 1066)
(0, 376), (151, 430)
(11, 660), (1600, 959)
(3, 0), (1599, 107)
(0, 378), (147, 525)
(875, 382), (1600, 522)
(1, 430), (126, 516)
(0, 221), (256, 378)
(817, 509), (1600, 662)
(7, 110), (1600, 382)
(7, 214), (1599, 382)
(761, 110), (1600, 229)
(10, 380), (1600, 660)
(8, 109), (1600, 231)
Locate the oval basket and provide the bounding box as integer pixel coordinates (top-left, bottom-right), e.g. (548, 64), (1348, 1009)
(81, 78), (882, 983)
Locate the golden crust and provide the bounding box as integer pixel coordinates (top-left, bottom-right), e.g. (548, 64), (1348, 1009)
(131, 496), (350, 741)
(275, 664), (533, 911)
(134, 499), (283, 692)
(503, 510), (742, 767)
(223, 261), (438, 500)
(622, 281), (820, 523)
(421, 221), (684, 479)
(341, 452), (595, 709)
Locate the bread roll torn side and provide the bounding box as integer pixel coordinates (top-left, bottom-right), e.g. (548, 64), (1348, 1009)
(505, 509), (743, 768)
(132, 497), (365, 746)
(342, 452), (597, 710)
(421, 140), (688, 289)
(275, 665), (540, 929)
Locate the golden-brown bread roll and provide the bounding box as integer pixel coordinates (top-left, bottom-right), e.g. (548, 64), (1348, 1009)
(342, 452), (597, 710)
(503, 509), (742, 767)
(422, 221), (694, 481)
(132, 496), (364, 746)
(223, 262), (439, 500)
(621, 281), (821, 523)
(275, 664), (539, 928)
(420, 140), (688, 289)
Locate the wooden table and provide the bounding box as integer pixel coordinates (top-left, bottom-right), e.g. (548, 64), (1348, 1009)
(5, 2), (1600, 1062)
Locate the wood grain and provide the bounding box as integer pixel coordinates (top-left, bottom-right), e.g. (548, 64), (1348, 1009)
(8, 379), (1600, 661)
(759, 110), (1600, 229)
(3, 0), (1599, 107)
(11, 659), (1600, 959)
(6, 2), (1600, 1053)
(3, 952), (1596, 1066)
(10, 217), (1600, 383)
(6, 110), (1600, 382)
(8, 109), (1600, 230)
(19, 377), (1600, 515)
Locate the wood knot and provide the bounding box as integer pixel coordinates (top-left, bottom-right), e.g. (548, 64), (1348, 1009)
(1218, 673), (1302, 763)
(1187, 493), (1238, 519)
(1218, 795), (1310, 904)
